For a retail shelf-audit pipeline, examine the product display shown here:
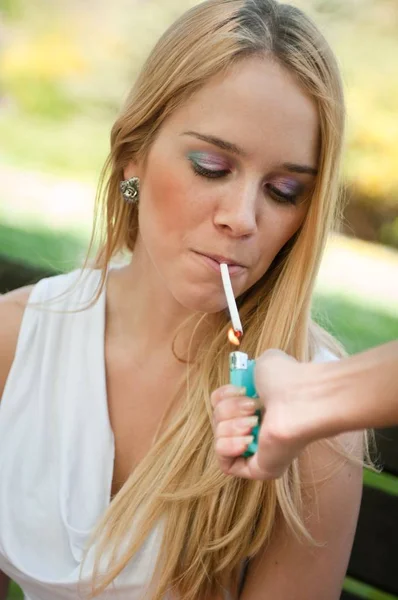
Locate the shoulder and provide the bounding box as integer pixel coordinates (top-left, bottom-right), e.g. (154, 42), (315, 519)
(0, 268), (104, 400)
(309, 319), (346, 361)
(0, 285), (35, 398)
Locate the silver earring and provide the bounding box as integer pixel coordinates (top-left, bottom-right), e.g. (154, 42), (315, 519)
(120, 177), (140, 204)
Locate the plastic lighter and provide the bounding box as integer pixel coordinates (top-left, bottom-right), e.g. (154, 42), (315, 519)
(229, 350), (261, 458)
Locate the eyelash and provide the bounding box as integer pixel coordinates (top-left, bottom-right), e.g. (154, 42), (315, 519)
(190, 162), (300, 205)
(190, 162), (229, 179)
(266, 183), (299, 206)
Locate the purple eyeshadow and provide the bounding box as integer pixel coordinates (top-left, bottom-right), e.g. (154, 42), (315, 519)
(188, 151), (229, 171)
(272, 177), (302, 195)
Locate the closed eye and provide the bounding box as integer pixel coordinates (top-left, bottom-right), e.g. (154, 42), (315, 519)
(189, 160), (230, 179)
(266, 183), (302, 206)
(189, 156), (303, 205)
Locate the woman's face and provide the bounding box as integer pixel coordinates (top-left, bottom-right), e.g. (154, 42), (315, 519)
(126, 55), (319, 313)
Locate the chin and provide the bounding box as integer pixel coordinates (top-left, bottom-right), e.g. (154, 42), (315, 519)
(174, 288), (227, 315)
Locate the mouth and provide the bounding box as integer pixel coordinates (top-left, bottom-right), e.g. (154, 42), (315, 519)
(193, 251), (247, 275)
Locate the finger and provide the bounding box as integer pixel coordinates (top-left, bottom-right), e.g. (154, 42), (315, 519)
(223, 453), (280, 480)
(215, 435), (254, 457)
(214, 443), (263, 480)
(215, 415), (259, 438)
(214, 435), (254, 474)
(210, 385), (246, 409)
(214, 436), (279, 480)
(213, 397), (258, 425)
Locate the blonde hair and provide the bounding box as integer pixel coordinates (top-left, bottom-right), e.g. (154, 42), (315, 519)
(77, 0), (367, 598)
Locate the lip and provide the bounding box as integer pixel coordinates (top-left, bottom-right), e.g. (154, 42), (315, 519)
(193, 251), (247, 275)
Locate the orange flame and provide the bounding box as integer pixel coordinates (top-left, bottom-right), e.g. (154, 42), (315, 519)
(228, 327), (242, 346)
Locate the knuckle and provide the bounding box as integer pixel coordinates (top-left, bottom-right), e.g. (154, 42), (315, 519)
(221, 398), (239, 419)
(211, 385), (232, 406)
(210, 389), (220, 408)
(213, 400), (229, 423)
(233, 438), (244, 453)
(215, 420), (229, 437)
(212, 405), (221, 423)
(220, 464), (231, 475)
(214, 438), (225, 455)
(215, 437), (233, 456)
(214, 421), (223, 437)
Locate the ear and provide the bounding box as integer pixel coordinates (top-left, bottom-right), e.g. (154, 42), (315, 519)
(123, 159), (142, 181)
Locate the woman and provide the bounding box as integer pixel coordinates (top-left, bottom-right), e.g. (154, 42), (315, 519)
(212, 342), (397, 480)
(0, 0), (368, 598)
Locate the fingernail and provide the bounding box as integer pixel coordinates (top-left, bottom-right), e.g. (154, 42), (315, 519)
(243, 435), (254, 446)
(235, 416), (259, 432)
(239, 399), (256, 415)
(222, 385), (247, 398)
(244, 416), (259, 427)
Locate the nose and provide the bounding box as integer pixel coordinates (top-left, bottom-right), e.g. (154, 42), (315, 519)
(213, 181), (259, 238)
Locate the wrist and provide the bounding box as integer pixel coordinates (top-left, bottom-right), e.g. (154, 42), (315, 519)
(292, 361), (348, 442)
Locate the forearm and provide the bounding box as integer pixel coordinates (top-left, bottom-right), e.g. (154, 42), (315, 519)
(222, 343), (398, 480)
(0, 571), (10, 600)
(304, 341), (398, 439)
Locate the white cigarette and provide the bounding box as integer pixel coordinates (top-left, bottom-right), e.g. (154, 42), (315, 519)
(220, 263), (243, 334)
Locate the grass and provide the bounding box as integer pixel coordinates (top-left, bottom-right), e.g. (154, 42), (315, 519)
(6, 582), (23, 600)
(313, 293), (398, 354)
(0, 222), (88, 273)
(344, 576), (398, 600)
(363, 469), (398, 497)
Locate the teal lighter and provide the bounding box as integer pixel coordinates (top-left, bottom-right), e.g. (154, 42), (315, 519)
(229, 350), (260, 458)
(220, 262), (261, 458)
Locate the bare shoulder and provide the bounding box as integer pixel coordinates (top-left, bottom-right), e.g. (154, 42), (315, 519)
(0, 285), (35, 398)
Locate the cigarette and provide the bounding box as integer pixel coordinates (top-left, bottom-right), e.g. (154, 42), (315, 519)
(220, 263), (243, 334)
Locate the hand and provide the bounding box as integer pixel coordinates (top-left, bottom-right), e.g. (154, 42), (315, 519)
(210, 383), (265, 479)
(211, 350), (315, 480)
(253, 349), (312, 478)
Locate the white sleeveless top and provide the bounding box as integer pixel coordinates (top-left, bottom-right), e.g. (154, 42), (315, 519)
(0, 269), (165, 600)
(0, 268), (338, 600)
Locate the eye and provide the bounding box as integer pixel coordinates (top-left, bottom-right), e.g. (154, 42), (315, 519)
(188, 152), (231, 179)
(266, 183), (301, 206)
(190, 162), (230, 179)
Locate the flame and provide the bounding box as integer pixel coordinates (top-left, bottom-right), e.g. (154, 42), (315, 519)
(228, 327), (242, 346)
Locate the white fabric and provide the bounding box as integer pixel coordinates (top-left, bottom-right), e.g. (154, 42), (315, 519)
(0, 268), (337, 599)
(0, 269), (164, 600)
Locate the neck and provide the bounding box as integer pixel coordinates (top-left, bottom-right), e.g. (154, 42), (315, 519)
(105, 248), (216, 364)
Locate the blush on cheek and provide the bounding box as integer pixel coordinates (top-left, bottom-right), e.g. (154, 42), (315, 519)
(144, 163), (189, 230)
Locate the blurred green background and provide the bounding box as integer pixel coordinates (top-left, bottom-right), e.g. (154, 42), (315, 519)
(1, 0), (397, 247)
(0, 1), (397, 599)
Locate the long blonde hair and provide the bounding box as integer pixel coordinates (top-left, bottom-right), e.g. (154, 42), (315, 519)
(79, 1), (364, 598)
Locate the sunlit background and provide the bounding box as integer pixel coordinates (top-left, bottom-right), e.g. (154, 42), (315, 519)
(0, 1), (397, 597)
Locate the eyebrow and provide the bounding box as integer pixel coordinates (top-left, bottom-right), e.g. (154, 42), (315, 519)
(181, 130), (318, 176)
